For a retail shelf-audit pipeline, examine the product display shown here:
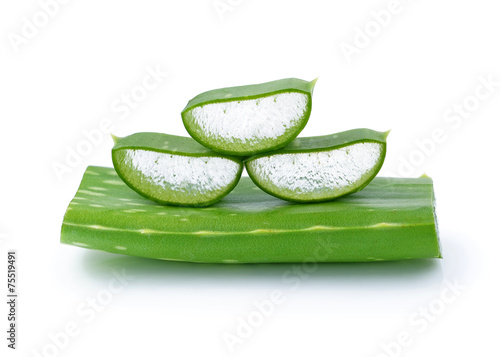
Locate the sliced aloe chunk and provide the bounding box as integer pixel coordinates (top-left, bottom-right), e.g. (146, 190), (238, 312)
(61, 166), (441, 263)
(181, 78), (317, 156)
(112, 133), (243, 207)
(245, 129), (389, 203)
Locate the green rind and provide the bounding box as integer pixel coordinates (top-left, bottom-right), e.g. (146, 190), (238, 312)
(111, 133), (243, 207)
(245, 128), (389, 159)
(112, 132), (240, 158)
(60, 166), (441, 263)
(182, 77), (317, 109)
(244, 129), (389, 203)
(181, 78), (316, 156)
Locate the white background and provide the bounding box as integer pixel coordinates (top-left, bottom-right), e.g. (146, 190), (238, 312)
(1, 0), (499, 356)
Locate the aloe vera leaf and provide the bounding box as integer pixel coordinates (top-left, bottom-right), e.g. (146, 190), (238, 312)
(244, 129), (389, 203)
(181, 78), (317, 156)
(61, 166), (441, 263)
(112, 133), (243, 207)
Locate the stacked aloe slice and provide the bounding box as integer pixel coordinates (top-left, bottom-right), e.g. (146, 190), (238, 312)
(61, 78), (441, 263)
(112, 78), (388, 206)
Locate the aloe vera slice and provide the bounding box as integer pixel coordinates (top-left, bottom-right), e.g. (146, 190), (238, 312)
(245, 129), (389, 203)
(181, 78), (317, 156)
(111, 133), (243, 207)
(61, 166), (441, 263)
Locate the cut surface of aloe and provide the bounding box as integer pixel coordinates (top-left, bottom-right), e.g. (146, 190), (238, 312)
(61, 166), (441, 263)
(181, 78), (317, 156)
(245, 129), (389, 203)
(112, 133), (243, 207)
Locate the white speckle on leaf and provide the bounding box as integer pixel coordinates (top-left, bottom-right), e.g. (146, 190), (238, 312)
(79, 190), (105, 196)
(123, 209), (146, 213)
(88, 186), (108, 191)
(103, 180), (125, 185)
(140, 229), (157, 234)
(125, 202), (147, 206)
(159, 257), (186, 262)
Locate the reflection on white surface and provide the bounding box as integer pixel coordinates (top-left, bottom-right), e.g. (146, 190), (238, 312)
(62, 228), (473, 357)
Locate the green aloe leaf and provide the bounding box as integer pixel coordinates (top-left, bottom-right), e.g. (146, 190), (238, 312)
(61, 166), (441, 263)
(181, 78), (317, 156)
(112, 133), (243, 207)
(245, 129), (389, 203)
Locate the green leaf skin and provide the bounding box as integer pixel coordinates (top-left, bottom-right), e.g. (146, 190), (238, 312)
(181, 78), (317, 156)
(61, 166), (441, 263)
(245, 129), (389, 203)
(112, 133), (243, 207)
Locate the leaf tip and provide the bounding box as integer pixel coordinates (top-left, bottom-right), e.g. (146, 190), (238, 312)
(111, 133), (120, 145)
(309, 77), (319, 94)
